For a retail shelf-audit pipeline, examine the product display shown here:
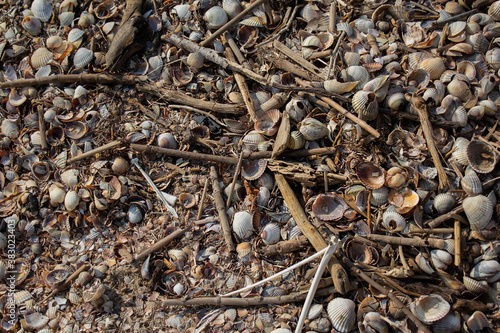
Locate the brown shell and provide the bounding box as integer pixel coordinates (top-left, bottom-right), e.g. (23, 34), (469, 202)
(311, 193), (348, 221)
(254, 109), (281, 136)
(467, 140), (497, 174)
(179, 193), (197, 208)
(241, 159), (267, 181)
(356, 162), (385, 189)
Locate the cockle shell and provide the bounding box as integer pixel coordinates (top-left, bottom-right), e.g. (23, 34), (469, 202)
(342, 66), (370, 90)
(370, 187), (389, 206)
(255, 109), (280, 136)
(242, 130), (266, 150)
(61, 169), (79, 187)
(461, 169), (482, 196)
(73, 48), (94, 68)
(261, 223), (280, 245)
(362, 312), (388, 333)
(352, 90), (378, 121)
(1, 119), (19, 139)
(59, 11), (74, 26)
(22, 16), (42, 36)
(433, 193), (456, 214)
(157, 133), (177, 149)
(463, 195), (493, 231)
(233, 211), (253, 240)
(45, 269), (69, 287)
(49, 183), (66, 203)
(24, 313), (49, 330)
(418, 57), (445, 80)
(470, 260), (500, 282)
(222, 0), (242, 18)
(241, 159), (267, 181)
(327, 298), (356, 333)
(382, 210), (406, 233)
(186, 52), (204, 69)
(466, 140), (497, 174)
(489, 1), (500, 21)
(385, 167), (407, 188)
(31, 0), (52, 22)
(83, 283), (105, 303)
(466, 311), (492, 331)
(312, 193), (348, 221)
(204, 6), (228, 29)
(386, 92), (407, 111)
(31, 47), (53, 69)
(410, 294), (450, 325)
(432, 311), (461, 333)
(363, 75), (390, 102)
(236, 242), (252, 258)
(430, 249), (453, 270)
(356, 162), (385, 189)
(46, 36), (63, 50)
(463, 275), (489, 293)
(287, 131), (305, 150)
(416, 253), (435, 274)
(297, 118), (328, 141)
(447, 78), (471, 102)
(172, 4), (191, 20)
(111, 157), (128, 175)
(64, 190), (79, 211)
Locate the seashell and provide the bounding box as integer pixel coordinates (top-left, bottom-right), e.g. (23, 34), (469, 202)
(451, 137), (469, 165)
(77, 271), (93, 286)
(433, 311), (461, 333)
(78, 11), (95, 28)
(324, 79), (358, 94)
(241, 159), (267, 181)
(49, 183), (66, 204)
(257, 186), (271, 207)
(447, 78), (471, 102)
(239, 16), (265, 27)
(14, 290), (33, 305)
(461, 169), (482, 196)
(204, 6), (228, 29)
(433, 193), (456, 214)
(386, 92), (407, 111)
(467, 140), (496, 174)
(312, 193), (348, 221)
(73, 48), (94, 69)
(410, 294), (450, 325)
(186, 52), (204, 69)
(416, 252), (435, 274)
(362, 312), (388, 333)
(418, 57), (445, 80)
(352, 90), (378, 121)
(463, 195), (493, 231)
(112, 157), (128, 175)
(24, 313), (49, 330)
(31, 47), (53, 69)
(255, 109), (281, 136)
(363, 75), (390, 102)
(257, 171), (274, 190)
(223, 0), (242, 18)
(12, 258), (30, 285)
(285, 97), (309, 123)
(61, 169), (79, 187)
(317, 32), (334, 49)
(486, 48), (500, 70)
(326, 298), (356, 333)
(302, 35), (321, 49)
(370, 186), (389, 206)
(172, 4), (191, 20)
(242, 130), (266, 150)
(46, 36), (63, 51)
(157, 133), (177, 149)
(32, 161), (51, 181)
(59, 11), (74, 26)
(342, 66), (370, 90)
(466, 311), (492, 331)
(301, 4), (322, 22)
(287, 130), (305, 150)
(385, 167), (407, 188)
(127, 204), (143, 223)
(236, 242), (252, 258)
(179, 193), (197, 208)
(68, 28), (85, 43)
(189, 31), (203, 42)
(82, 283), (105, 303)
(463, 275), (489, 293)
(8, 89), (26, 107)
(261, 223), (280, 245)
(22, 16), (42, 36)
(297, 118), (328, 141)
(307, 303), (323, 320)
(430, 249), (453, 270)
(356, 162), (385, 189)
(65, 121), (88, 140)
(94, 2), (117, 20)
(457, 61), (476, 81)
(407, 68), (430, 89)
(470, 260), (500, 282)
(489, 1), (500, 21)
(65, 190), (80, 211)
(232, 211), (253, 240)
(382, 210), (406, 233)
(171, 66), (193, 87)
(31, 0), (52, 22)
(45, 269), (69, 287)
(344, 52), (360, 67)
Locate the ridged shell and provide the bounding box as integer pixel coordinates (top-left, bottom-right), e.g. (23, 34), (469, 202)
(430, 249), (453, 270)
(416, 253), (435, 274)
(467, 140), (497, 174)
(463, 195), (493, 231)
(233, 211), (253, 239)
(407, 69), (430, 89)
(370, 186), (389, 206)
(242, 130), (266, 150)
(261, 223), (280, 245)
(489, 1), (500, 21)
(31, 47), (53, 69)
(343, 66), (370, 89)
(386, 92), (406, 111)
(467, 311), (492, 331)
(239, 16), (265, 27)
(470, 260), (500, 282)
(352, 90), (378, 121)
(14, 290), (33, 305)
(22, 16), (42, 36)
(418, 57), (446, 80)
(287, 131), (305, 150)
(255, 109), (280, 136)
(241, 159), (267, 181)
(172, 4), (191, 19)
(45, 269), (69, 287)
(312, 194), (348, 221)
(24, 313), (49, 330)
(327, 298), (356, 333)
(31, 0), (52, 22)
(410, 294), (450, 324)
(356, 162), (385, 189)
(451, 137), (470, 165)
(463, 275), (489, 293)
(307, 303), (323, 320)
(461, 169), (482, 196)
(433, 312), (461, 333)
(433, 193), (456, 214)
(363, 75), (390, 102)
(73, 48), (94, 68)
(447, 78), (471, 102)
(382, 210), (406, 233)
(344, 52), (360, 67)
(324, 79), (358, 94)
(59, 11), (74, 26)
(298, 118), (328, 141)
(204, 6), (228, 29)
(222, 0), (242, 18)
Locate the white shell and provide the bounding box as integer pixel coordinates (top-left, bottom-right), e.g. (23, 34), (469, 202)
(64, 190), (80, 211)
(467, 311), (492, 331)
(61, 169), (79, 187)
(157, 133), (177, 149)
(127, 204), (143, 223)
(410, 294), (450, 324)
(59, 11), (75, 26)
(463, 195), (493, 231)
(172, 4), (191, 20)
(416, 253), (435, 274)
(307, 303), (323, 320)
(203, 6), (228, 29)
(1, 119), (19, 139)
(73, 48), (94, 68)
(68, 28), (85, 43)
(298, 118), (328, 141)
(463, 275), (489, 293)
(470, 260), (500, 282)
(382, 210), (406, 233)
(31, 0), (52, 22)
(31, 47), (53, 69)
(433, 193), (456, 214)
(370, 186), (389, 207)
(222, 0), (242, 18)
(49, 183), (66, 203)
(22, 16), (42, 35)
(232, 211), (253, 240)
(261, 223), (280, 245)
(24, 312), (49, 330)
(461, 169), (482, 196)
(432, 311), (461, 333)
(430, 249), (453, 270)
(327, 298), (356, 333)
(186, 52), (204, 69)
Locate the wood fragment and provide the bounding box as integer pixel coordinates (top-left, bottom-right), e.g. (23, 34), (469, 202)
(128, 98), (170, 128)
(68, 140), (123, 164)
(37, 104), (48, 151)
(272, 110), (290, 159)
(262, 236), (309, 256)
(365, 234), (445, 249)
(224, 32), (251, 69)
(327, 31), (345, 79)
(274, 40), (326, 80)
(197, 180), (210, 220)
(260, 92), (290, 112)
(427, 205), (464, 228)
(210, 166), (236, 252)
(42, 264), (91, 303)
(454, 221), (461, 267)
(134, 227), (188, 262)
(275, 174), (349, 294)
(266, 54), (321, 81)
(225, 150), (245, 208)
(430, 9), (478, 28)
(408, 228), (455, 234)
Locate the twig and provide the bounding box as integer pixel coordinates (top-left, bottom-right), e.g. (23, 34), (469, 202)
(67, 140), (123, 164)
(411, 95), (450, 190)
(329, 1), (336, 33)
(196, 180), (210, 220)
(269, 83), (349, 103)
(163, 286), (336, 306)
(37, 105), (48, 151)
(260, 92), (290, 112)
(454, 221), (461, 267)
(194, 216), (218, 225)
(398, 245), (410, 271)
(410, 1), (439, 14)
(254, 6), (297, 48)
(168, 105), (226, 127)
(275, 174), (349, 294)
(262, 236), (309, 256)
(210, 166), (235, 252)
(225, 150), (245, 208)
(408, 228), (455, 234)
(199, 0), (269, 47)
(272, 109), (290, 159)
(274, 40), (326, 80)
(222, 246), (330, 297)
(430, 9), (478, 29)
(42, 264), (91, 303)
(327, 31), (345, 79)
(131, 158), (178, 219)
(128, 98), (171, 129)
(427, 205), (464, 228)
(365, 234), (445, 249)
(224, 32), (249, 67)
(266, 54), (321, 81)
(134, 228), (188, 261)
(373, 272), (422, 297)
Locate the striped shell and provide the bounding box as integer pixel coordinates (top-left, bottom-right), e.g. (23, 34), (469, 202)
(410, 294), (450, 325)
(14, 290), (33, 305)
(59, 11), (74, 26)
(352, 90), (378, 121)
(308, 303), (323, 320)
(241, 159), (267, 181)
(73, 48), (94, 68)
(45, 269), (69, 287)
(356, 162), (385, 189)
(31, 47), (53, 69)
(461, 169), (482, 196)
(489, 1), (500, 21)
(433, 312), (461, 333)
(31, 0), (52, 22)
(298, 118), (328, 141)
(222, 0), (242, 18)
(470, 260), (500, 282)
(312, 193), (348, 221)
(239, 16), (265, 27)
(467, 311), (492, 331)
(242, 130), (266, 150)
(463, 195), (493, 231)
(327, 298), (356, 333)
(343, 66), (370, 89)
(22, 16), (42, 35)
(463, 275), (489, 293)
(433, 193), (456, 214)
(261, 223), (280, 245)
(430, 249), (453, 270)
(382, 210), (406, 233)
(255, 109), (281, 136)
(68, 28), (85, 43)
(370, 187), (389, 206)
(467, 140), (497, 174)
(418, 57), (445, 80)
(232, 211), (253, 240)
(287, 131), (305, 150)
(236, 242), (252, 258)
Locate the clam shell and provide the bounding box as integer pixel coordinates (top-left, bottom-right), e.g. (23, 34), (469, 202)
(467, 140), (497, 174)
(447, 78), (471, 102)
(312, 193), (348, 221)
(257, 186), (270, 207)
(451, 137), (469, 165)
(49, 183), (66, 203)
(73, 48), (94, 69)
(22, 16), (42, 36)
(31, 0), (52, 22)
(68, 28), (85, 43)
(385, 167), (407, 188)
(386, 92), (407, 111)
(242, 130), (266, 150)
(370, 186), (389, 206)
(326, 298), (356, 333)
(255, 109), (281, 136)
(463, 275), (489, 293)
(430, 249), (453, 270)
(433, 193), (456, 214)
(432, 311), (461, 333)
(407, 68), (431, 89)
(0, 119), (18, 139)
(236, 242), (252, 258)
(285, 96), (309, 123)
(343, 66), (370, 89)
(179, 193), (197, 208)
(363, 75), (390, 102)
(489, 1), (500, 21)
(46, 36), (63, 50)
(172, 4), (191, 19)
(45, 269), (69, 287)
(416, 252), (435, 274)
(324, 79), (358, 94)
(222, 0), (242, 18)
(467, 311), (492, 331)
(64, 190), (80, 211)
(356, 162), (385, 189)
(82, 283), (105, 303)
(31, 47), (53, 69)
(461, 169), (482, 196)
(59, 11), (74, 26)
(418, 57), (446, 80)
(32, 161), (51, 181)
(241, 159), (267, 181)
(65, 121), (88, 140)
(157, 132), (177, 149)
(261, 223), (280, 245)
(382, 210), (406, 233)
(302, 35), (321, 48)
(298, 118), (328, 141)
(239, 16), (265, 27)
(410, 294), (450, 325)
(204, 6), (228, 29)
(344, 52), (360, 67)
(186, 52), (204, 69)
(470, 260), (500, 282)
(287, 130), (305, 150)
(352, 90), (378, 121)
(463, 195), (493, 231)
(232, 211), (253, 240)
(14, 290), (33, 305)
(127, 204), (143, 223)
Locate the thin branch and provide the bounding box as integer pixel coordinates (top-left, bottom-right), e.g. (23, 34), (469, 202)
(67, 140), (123, 164)
(134, 227), (188, 262)
(210, 166), (235, 252)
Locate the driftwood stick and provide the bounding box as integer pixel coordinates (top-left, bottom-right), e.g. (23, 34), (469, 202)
(163, 286), (336, 307)
(339, 255), (432, 333)
(197, 180), (210, 220)
(454, 221), (461, 267)
(168, 105), (226, 127)
(166, 34), (267, 85)
(128, 98), (170, 128)
(408, 228), (455, 234)
(37, 105), (48, 151)
(365, 234), (445, 249)
(221, 34), (258, 122)
(260, 92), (290, 112)
(68, 140), (123, 163)
(225, 32), (249, 68)
(266, 55), (320, 82)
(210, 166), (236, 252)
(0, 73), (147, 89)
(262, 236), (309, 256)
(269, 83), (349, 103)
(42, 264), (91, 303)
(134, 227), (188, 261)
(327, 31), (345, 79)
(199, 0), (269, 47)
(225, 150), (245, 208)
(430, 9), (478, 28)
(274, 40), (326, 80)
(411, 95), (450, 190)
(275, 174), (349, 294)
(329, 0), (336, 33)
(427, 205), (464, 228)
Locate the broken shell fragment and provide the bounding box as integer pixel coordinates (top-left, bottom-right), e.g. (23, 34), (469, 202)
(297, 118), (328, 141)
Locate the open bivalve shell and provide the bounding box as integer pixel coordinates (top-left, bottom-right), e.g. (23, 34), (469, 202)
(311, 193), (348, 221)
(326, 298), (356, 333)
(356, 162), (385, 189)
(241, 159), (267, 181)
(466, 140), (497, 174)
(410, 294), (450, 325)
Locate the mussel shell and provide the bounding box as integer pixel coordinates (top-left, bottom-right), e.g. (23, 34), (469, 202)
(410, 294), (450, 324)
(311, 193), (348, 221)
(326, 298), (356, 333)
(466, 140), (497, 174)
(356, 162), (385, 189)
